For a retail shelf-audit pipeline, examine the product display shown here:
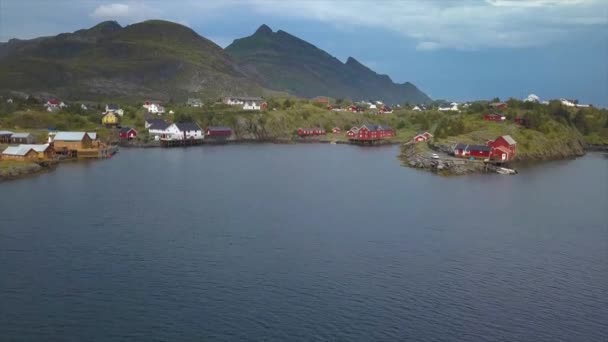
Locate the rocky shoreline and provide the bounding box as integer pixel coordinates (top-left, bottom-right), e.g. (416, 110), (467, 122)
(0, 161), (56, 182)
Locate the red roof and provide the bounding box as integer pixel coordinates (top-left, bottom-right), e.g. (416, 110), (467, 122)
(48, 98), (60, 105)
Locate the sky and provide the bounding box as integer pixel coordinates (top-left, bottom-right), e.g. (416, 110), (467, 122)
(0, 0), (607, 105)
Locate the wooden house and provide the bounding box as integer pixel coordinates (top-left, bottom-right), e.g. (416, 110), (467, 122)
(102, 112), (119, 127)
(1, 145), (38, 161)
(414, 132), (433, 142)
(453, 144), (492, 159)
(489, 135), (517, 161)
(10, 133), (35, 144)
(52, 132), (93, 151)
(206, 126), (233, 137)
(484, 114), (505, 122)
(0, 131), (13, 143)
(119, 127), (138, 140)
(346, 127), (359, 138)
(350, 124), (395, 141)
(20, 144), (54, 160)
(297, 128), (326, 137)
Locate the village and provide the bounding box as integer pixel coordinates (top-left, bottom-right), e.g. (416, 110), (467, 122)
(0, 92), (605, 179)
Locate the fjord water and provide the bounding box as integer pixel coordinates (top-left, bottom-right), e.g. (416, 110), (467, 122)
(1, 145), (606, 341)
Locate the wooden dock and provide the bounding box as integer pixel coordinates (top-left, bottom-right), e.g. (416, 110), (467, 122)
(159, 138), (204, 147)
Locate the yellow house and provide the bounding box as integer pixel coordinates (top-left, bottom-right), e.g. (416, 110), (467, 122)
(102, 112), (119, 127)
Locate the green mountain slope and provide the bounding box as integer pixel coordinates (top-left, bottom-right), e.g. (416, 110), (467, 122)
(0, 20), (259, 100)
(225, 25), (431, 104)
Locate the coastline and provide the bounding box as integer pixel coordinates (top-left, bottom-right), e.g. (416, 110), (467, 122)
(0, 161), (57, 182)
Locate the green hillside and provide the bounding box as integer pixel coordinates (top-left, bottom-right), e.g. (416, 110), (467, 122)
(0, 20), (260, 101)
(225, 25), (431, 105)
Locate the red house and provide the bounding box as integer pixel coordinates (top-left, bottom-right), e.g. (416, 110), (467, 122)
(489, 135), (517, 161)
(484, 114), (505, 122)
(490, 102), (508, 110)
(119, 127), (138, 140)
(346, 127), (359, 138)
(350, 124), (395, 141)
(206, 126), (232, 137)
(297, 127), (326, 137)
(453, 144), (492, 159)
(414, 131), (433, 142)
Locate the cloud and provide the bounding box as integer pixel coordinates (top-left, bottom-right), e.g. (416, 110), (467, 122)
(246, 0), (607, 50)
(90, 2), (159, 22)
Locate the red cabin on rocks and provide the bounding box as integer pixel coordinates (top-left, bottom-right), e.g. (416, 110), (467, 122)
(453, 144), (492, 159)
(206, 126), (233, 137)
(119, 127), (138, 140)
(414, 132), (433, 142)
(489, 135), (517, 161)
(297, 127), (326, 137)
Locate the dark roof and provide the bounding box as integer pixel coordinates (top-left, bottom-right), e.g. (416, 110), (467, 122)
(175, 122), (201, 132)
(207, 126), (232, 131)
(361, 124), (393, 132)
(107, 103), (119, 110)
(469, 144), (491, 152)
(455, 143), (468, 150)
(119, 126), (136, 133)
(146, 118), (167, 125)
(149, 121), (170, 130)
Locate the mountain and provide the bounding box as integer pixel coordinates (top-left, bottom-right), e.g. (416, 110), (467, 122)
(225, 25), (431, 104)
(0, 20), (259, 100)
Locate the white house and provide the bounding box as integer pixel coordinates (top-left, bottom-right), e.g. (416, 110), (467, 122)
(105, 104), (124, 116)
(143, 101), (165, 114)
(147, 120), (171, 140)
(369, 103), (377, 110)
(439, 103), (459, 111)
(7, 98), (13, 104)
(524, 94), (540, 102)
(45, 99), (67, 112)
(223, 96), (265, 110)
(560, 99), (576, 107)
(160, 122), (204, 141)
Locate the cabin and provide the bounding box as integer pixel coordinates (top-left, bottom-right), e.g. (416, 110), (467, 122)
(1, 146), (38, 161)
(161, 122), (204, 141)
(119, 127), (138, 140)
(143, 101), (165, 114)
(484, 114), (505, 122)
(105, 104), (124, 116)
(0, 131), (14, 143)
(453, 144), (492, 159)
(490, 102), (508, 110)
(45, 98), (66, 111)
(350, 124), (395, 141)
(102, 112), (119, 127)
(52, 132), (93, 151)
(19, 144), (54, 160)
(10, 133), (35, 144)
(413, 132), (433, 142)
(297, 128), (326, 137)
(223, 96), (265, 110)
(206, 126), (232, 137)
(489, 135), (517, 161)
(332, 127), (341, 133)
(346, 127), (359, 138)
(187, 98), (203, 107)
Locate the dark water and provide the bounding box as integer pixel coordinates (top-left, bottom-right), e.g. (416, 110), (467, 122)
(1, 145), (607, 341)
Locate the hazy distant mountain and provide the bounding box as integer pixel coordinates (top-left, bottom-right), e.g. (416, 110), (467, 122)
(0, 20), (259, 100)
(225, 25), (431, 104)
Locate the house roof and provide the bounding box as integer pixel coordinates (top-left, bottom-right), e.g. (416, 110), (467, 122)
(455, 143), (468, 150)
(10, 132), (32, 138)
(19, 144), (51, 152)
(87, 132), (97, 140)
(0, 130), (14, 136)
(47, 99), (60, 105)
(2, 145), (35, 156)
(53, 132), (89, 141)
(106, 103), (120, 110)
(494, 145), (511, 154)
(175, 122), (201, 132)
(207, 126), (232, 131)
(149, 121), (170, 131)
(469, 144), (492, 152)
(500, 135), (517, 145)
(119, 127), (137, 133)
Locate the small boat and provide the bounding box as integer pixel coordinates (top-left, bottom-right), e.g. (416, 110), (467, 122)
(496, 167), (517, 175)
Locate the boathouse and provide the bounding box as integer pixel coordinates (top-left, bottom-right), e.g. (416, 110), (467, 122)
(52, 132), (93, 151)
(489, 135), (517, 161)
(414, 132), (433, 142)
(350, 124), (395, 142)
(19, 144), (54, 160)
(206, 126), (233, 137)
(119, 127), (138, 140)
(1, 145), (37, 161)
(453, 144), (492, 159)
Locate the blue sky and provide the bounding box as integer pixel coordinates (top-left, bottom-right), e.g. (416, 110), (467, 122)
(1, 0), (606, 105)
